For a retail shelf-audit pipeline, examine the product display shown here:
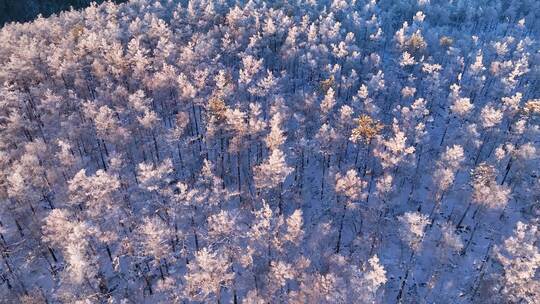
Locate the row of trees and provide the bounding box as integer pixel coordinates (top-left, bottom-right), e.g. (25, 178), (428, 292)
(0, 0), (539, 303)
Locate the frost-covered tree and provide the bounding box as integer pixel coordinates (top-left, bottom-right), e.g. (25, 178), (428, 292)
(494, 221), (540, 303)
(470, 163), (511, 210)
(184, 247), (235, 302)
(373, 119), (415, 170)
(349, 255), (387, 303)
(334, 169), (366, 253)
(253, 149), (293, 214)
(398, 211), (431, 253)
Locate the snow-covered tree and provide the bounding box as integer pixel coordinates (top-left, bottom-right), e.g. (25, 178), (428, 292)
(494, 221), (540, 303)
(398, 211), (431, 252)
(184, 247), (235, 302)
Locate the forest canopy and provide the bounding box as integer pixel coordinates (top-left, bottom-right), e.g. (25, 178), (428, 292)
(0, 0), (539, 303)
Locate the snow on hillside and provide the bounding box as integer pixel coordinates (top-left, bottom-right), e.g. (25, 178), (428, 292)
(0, 0), (539, 303)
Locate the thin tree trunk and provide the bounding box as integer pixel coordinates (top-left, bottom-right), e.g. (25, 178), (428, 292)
(237, 151), (241, 197)
(335, 201), (347, 254)
(320, 154), (327, 200)
(397, 251), (415, 303)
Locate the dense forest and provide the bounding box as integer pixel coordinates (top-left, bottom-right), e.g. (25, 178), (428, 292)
(0, 0), (125, 25)
(0, 0), (539, 303)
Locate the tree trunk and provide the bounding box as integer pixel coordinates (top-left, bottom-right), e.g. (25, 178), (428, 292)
(335, 201), (347, 254)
